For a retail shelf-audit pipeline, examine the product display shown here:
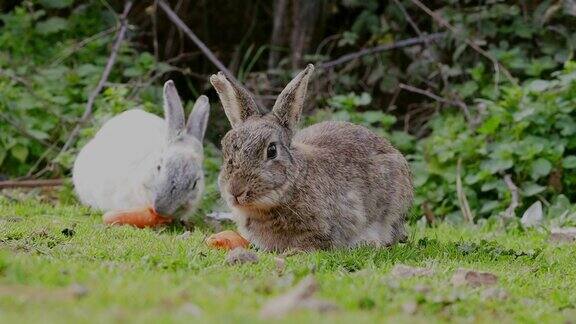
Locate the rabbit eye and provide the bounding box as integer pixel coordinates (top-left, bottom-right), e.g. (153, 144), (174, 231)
(157, 165), (161, 171)
(191, 180), (197, 190)
(266, 143), (277, 160)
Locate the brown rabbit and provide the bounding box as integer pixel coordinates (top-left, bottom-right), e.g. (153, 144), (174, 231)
(210, 64), (413, 252)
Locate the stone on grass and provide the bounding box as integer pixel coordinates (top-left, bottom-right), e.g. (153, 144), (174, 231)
(260, 276), (338, 318)
(225, 248), (259, 265)
(549, 228), (576, 243)
(451, 268), (498, 287)
(391, 264), (434, 278)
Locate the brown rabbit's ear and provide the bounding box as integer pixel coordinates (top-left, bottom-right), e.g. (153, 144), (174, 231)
(163, 80), (186, 140)
(209, 72), (262, 128)
(271, 64), (314, 130)
(186, 95), (210, 141)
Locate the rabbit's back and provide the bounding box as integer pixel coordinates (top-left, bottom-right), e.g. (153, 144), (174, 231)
(293, 121), (412, 247)
(294, 121), (397, 156)
(73, 109), (165, 210)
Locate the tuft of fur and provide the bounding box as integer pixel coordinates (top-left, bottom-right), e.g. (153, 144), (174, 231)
(73, 80), (210, 221)
(210, 65), (413, 251)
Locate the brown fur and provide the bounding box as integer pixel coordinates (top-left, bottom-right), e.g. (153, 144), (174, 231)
(210, 65), (413, 252)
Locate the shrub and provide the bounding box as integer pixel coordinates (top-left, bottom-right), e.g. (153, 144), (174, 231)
(413, 62), (576, 222)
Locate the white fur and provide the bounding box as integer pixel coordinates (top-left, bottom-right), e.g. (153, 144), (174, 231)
(73, 109), (164, 211)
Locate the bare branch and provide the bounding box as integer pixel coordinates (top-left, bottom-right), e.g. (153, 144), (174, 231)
(56, 1), (133, 157)
(0, 179), (65, 189)
(456, 158), (474, 223)
(398, 83), (472, 123)
(503, 174), (520, 219)
(320, 33), (445, 69)
(392, 0), (422, 36)
(158, 0), (238, 83)
(58, 1), (132, 156)
(407, 0), (516, 85)
(0, 112), (49, 147)
(268, 0), (288, 69)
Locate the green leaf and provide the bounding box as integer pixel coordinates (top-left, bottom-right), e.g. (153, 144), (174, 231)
(36, 17), (68, 35)
(10, 145), (28, 163)
(530, 158), (552, 179)
(522, 183), (546, 197)
(481, 158), (513, 173)
(0, 149), (6, 167)
(563, 156), (576, 169)
(38, 0), (74, 8)
(478, 115), (501, 135)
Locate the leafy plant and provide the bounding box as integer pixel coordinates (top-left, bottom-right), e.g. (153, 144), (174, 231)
(413, 62), (576, 222)
(0, 2), (171, 177)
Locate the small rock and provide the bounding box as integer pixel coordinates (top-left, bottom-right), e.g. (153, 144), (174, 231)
(274, 257), (286, 274)
(61, 228), (75, 237)
(299, 298), (338, 313)
(226, 248), (259, 265)
(413, 284), (431, 294)
(451, 268), (498, 287)
(481, 287), (508, 301)
(69, 283), (89, 299)
(549, 228), (576, 243)
(206, 212), (234, 221)
(521, 201), (543, 228)
(391, 264), (434, 278)
(402, 301), (418, 315)
(260, 276), (338, 318)
(178, 231), (192, 240)
(180, 302), (203, 316)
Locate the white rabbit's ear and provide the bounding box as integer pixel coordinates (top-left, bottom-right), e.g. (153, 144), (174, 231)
(272, 64), (314, 131)
(163, 80), (186, 140)
(209, 72), (263, 128)
(186, 95), (210, 141)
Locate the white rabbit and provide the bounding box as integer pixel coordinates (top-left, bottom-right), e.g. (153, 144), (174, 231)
(72, 80), (210, 221)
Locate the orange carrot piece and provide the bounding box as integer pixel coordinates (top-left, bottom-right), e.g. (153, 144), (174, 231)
(206, 230), (250, 250)
(102, 207), (172, 228)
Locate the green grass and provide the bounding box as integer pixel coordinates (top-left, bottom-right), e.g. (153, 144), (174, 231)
(1, 199), (575, 323)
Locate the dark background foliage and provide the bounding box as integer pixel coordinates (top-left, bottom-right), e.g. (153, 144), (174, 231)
(1, 0), (576, 223)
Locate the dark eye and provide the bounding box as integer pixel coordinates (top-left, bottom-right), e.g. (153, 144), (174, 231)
(191, 179), (197, 190)
(266, 143), (277, 160)
(157, 165), (161, 171)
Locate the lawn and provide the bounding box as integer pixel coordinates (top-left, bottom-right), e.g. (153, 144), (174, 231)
(0, 199), (575, 323)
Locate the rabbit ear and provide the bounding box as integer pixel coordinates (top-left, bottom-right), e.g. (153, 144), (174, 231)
(186, 95), (210, 141)
(271, 64), (314, 130)
(163, 80), (186, 140)
(209, 72), (262, 128)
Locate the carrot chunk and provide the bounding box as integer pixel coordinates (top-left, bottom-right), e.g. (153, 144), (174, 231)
(206, 230), (250, 250)
(102, 207), (172, 228)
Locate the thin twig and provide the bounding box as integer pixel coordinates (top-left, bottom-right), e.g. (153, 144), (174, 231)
(0, 112), (50, 147)
(0, 68), (44, 101)
(456, 158), (474, 224)
(503, 174), (519, 219)
(158, 0), (238, 83)
(407, 0), (516, 85)
(398, 83), (472, 123)
(392, 0), (422, 36)
(57, 1), (133, 157)
(50, 26), (117, 66)
(150, 0), (160, 61)
(0, 179), (65, 189)
(320, 32), (445, 69)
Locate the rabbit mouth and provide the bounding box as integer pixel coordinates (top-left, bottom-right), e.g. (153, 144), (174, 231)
(229, 189), (281, 211)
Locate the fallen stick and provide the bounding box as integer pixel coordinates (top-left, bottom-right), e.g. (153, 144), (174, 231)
(0, 179), (65, 189)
